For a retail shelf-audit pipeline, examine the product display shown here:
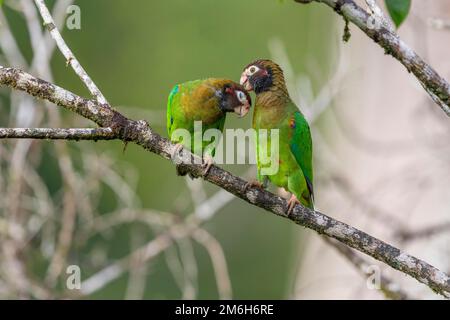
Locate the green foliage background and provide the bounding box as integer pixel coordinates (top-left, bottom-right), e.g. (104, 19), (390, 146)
(3, 0), (335, 298)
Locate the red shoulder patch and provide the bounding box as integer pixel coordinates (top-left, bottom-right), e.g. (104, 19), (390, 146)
(289, 118), (296, 129)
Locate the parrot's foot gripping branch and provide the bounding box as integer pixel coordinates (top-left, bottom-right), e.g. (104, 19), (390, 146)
(171, 143), (186, 176)
(202, 154), (214, 177)
(172, 143), (184, 161)
(171, 143), (184, 162)
(243, 180), (266, 193)
(287, 194), (300, 216)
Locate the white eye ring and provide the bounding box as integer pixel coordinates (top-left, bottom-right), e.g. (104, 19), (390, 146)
(248, 66), (259, 75)
(236, 91), (246, 103)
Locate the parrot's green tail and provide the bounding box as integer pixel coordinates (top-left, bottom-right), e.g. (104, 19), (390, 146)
(308, 197), (315, 211)
(302, 195), (314, 210)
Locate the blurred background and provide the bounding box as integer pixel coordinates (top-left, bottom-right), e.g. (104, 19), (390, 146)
(0, 0), (448, 299)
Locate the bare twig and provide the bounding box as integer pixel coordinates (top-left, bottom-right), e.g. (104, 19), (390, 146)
(33, 0), (109, 105)
(1, 66), (449, 298)
(125, 229), (149, 300)
(323, 237), (410, 300)
(19, 0), (89, 288)
(364, 0), (394, 31)
(175, 239), (199, 299)
(329, 175), (407, 229)
(428, 18), (450, 30)
(0, 11), (28, 68)
(80, 229), (182, 296)
(81, 187), (235, 296)
(187, 172), (233, 299)
(164, 245), (191, 299)
(397, 221), (450, 243)
(0, 127), (116, 140)
(31, 0), (75, 74)
(193, 228), (232, 300)
(294, 0), (450, 117)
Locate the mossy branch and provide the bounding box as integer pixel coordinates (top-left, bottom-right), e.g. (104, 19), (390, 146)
(294, 0), (450, 117)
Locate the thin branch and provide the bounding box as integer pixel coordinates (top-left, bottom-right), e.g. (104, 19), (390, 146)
(81, 188), (235, 296)
(323, 237), (410, 300)
(80, 228), (183, 296)
(193, 228), (232, 300)
(0, 11), (28, 68)
(21, 0), (88, 288)
(1, 66), (449, 298)
(125, 229), (149, 300)
(175, 239), (199, 300)
(364, 0), (394, 31)
(164, 244), (193, 299)
(0, 127), (116, 140)
(428, 18), (450, 30)
(294, 0), (450, 117)
(329, 175), (407, 229)
(397, 221), (450, 243)
(33, 0), (109, 105)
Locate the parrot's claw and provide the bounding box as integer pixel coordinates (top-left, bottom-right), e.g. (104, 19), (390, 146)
(287, 194), (300, 216)
(172, 143), (186, 176)
(202, 155), (214, 177)
(243, 180), (265, 192)
(171, 143), (184, 161)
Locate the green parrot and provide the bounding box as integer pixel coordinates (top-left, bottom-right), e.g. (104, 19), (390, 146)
(167, 78), (251, 175)
(240, 59), (314, 213)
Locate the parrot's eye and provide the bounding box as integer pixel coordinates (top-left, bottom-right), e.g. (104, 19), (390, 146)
(248, 66), (259, 75)
(236, 90), (246, 103)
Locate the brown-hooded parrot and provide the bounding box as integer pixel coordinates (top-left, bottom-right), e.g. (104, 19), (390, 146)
(167, 78), (251, 176)
(240, 59), (314, 213)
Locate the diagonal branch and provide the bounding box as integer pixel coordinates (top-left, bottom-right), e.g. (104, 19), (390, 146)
(0, 127), (116, 140)
(1, 66), (449, 298)
(323, 237), (410, 300)
(192, 228), (232, 300)
(33, 0), (109, 105)
(429, 18), (450, 30)
(396, 221), (450, 243)
(294, 0), (450, 117)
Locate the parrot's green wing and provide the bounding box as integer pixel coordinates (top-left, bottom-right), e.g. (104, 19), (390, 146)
(203, 115), (225, 158)
(166, 80), (203, 138)
(166, 84), (179, 136)
(289, 110), (314, 199)
(167, 79), (228, 156)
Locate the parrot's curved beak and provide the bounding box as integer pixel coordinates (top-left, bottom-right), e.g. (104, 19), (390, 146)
(234, 102), (250, 118)
(240, 74), (253, 92)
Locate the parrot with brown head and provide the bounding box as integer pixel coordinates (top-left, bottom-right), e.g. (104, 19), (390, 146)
(167, 78), (251, 176)
(240, 59), (314, 213)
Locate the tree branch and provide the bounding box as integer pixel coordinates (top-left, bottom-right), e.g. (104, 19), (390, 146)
(397, 221), (450, 243)
(33, 0), (109, 105)
(324, 237), (410, 300)
(429, 18), (450, 30)
(1, 65), (449, 298)
(294, 0), (450, 117)
(0, 127), (116, 140)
